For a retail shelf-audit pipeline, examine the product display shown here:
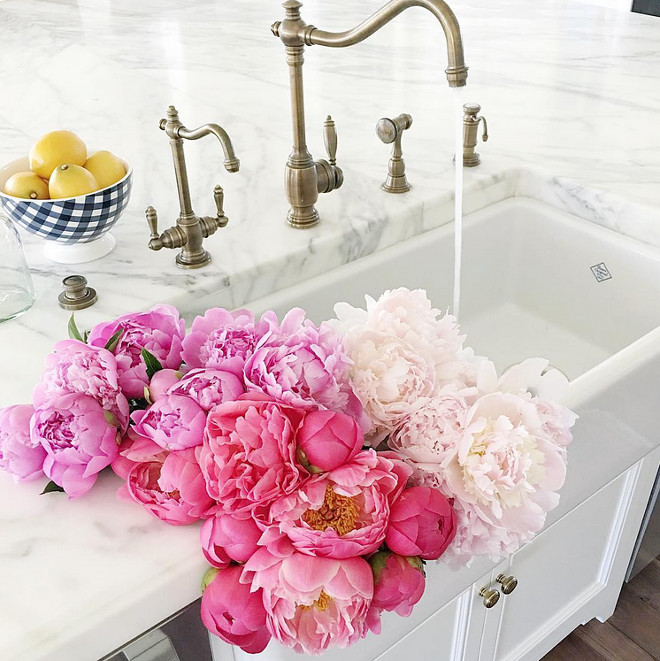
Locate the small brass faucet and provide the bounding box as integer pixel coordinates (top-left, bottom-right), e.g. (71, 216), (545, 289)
(146, 105), (239, 269)
(272, 0), (468, 228)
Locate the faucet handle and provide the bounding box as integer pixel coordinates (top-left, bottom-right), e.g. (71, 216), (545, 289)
(323, 116), (338, 166)
(213, 185), (229, 228)
(146, 206), (159, 238)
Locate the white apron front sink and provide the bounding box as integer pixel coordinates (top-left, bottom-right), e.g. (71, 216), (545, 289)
(210, 195), (660, 661)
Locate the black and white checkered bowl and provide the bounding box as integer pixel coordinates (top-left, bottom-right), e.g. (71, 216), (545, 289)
(0, 156), (132, 244)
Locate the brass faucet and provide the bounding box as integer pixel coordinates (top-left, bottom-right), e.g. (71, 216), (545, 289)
(146, 105), (239, 269)
(461, 103), (488, 167)
(272, 0), (468, 229)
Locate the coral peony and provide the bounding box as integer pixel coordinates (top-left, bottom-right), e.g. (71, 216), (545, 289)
(244, 309), (367, 429)
(202, 566), (271, 654)
(169, 368), (245, 412)
(132, 395), (206, 451)
(201, 511), (262, 567)
(0, 404), (44, 481)
(268, 450), (411, 558)
(369, 551), (425, 617)
(33, 339), (129, 431)
(31, 393), (119, 498)
(243, 544), (373, 655)
(181, 307), (268, 372)
(121, 448), (214, 525)
(297, 410), (364, 473)
(87, 304), (185, 398)
(199, 395), (308, 515)
(385, 486), (456, 560)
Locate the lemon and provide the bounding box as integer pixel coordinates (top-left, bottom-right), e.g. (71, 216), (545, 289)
(3, 172), (49, 199)
(48, 164), (98, 199)
(84, 150), (125, 189)
(29, 130), (87, 179)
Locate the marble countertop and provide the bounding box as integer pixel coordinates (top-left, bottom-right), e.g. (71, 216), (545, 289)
(1, 0), (659, 658)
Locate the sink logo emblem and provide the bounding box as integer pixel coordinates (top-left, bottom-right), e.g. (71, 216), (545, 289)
(590, 262), (612, 282)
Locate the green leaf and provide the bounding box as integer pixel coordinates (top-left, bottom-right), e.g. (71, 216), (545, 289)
(141, 347), (163, 380)
(83, 330), (90, 343)
(68, 315), (84, 342)
(104, 328), (124, 353)
(41, 480), (65, 495)
(103, 410), (119, 428)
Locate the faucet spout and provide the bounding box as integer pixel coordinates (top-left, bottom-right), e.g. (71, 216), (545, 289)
(176, 123), (241, 172)
(308, 0), (467, 86)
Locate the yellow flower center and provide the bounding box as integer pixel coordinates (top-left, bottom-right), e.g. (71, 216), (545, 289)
(299, 590), (332, 612)
(302, 485), (360, 536)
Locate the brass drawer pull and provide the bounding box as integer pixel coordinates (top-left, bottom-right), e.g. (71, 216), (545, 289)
(479, 586), (500, 608)
(496, 574), (519, 595)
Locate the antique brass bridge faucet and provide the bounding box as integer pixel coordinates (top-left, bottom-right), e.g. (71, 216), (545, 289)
(272, 0), (468, 228)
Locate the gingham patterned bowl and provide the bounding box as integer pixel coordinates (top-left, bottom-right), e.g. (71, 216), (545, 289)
(0, 156), (132, 244)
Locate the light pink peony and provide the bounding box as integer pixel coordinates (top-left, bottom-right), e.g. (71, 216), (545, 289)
(297, 410), (364, 473)
(132, 395), (206, 451)
(87, 304), (185, 398)
(268, 450), (411, 559)
(33, 339), (129, 431)
(385, 486), (456, 560)
(120, 448), (214, 525)
(369, 551), (425, 617)
(388, 385), (477, 466)
(0, 404), (45, 481)
(31, 393), (120, 498)
(202, 566), (271, 654)
(201, 511), (262, 567)
(181, 307), (268, 372)
(148, 369), (181, 402)
(243, 544), (373, 655)
(169, 368), (245, 412)
(199, 395), (308, 516)
(244, 309), (367, 429)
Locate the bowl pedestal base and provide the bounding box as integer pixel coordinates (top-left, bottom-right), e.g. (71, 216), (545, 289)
(44, 233), (116, 264)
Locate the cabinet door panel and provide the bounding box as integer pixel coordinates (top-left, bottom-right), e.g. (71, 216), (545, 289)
(494, 470), (632, 661)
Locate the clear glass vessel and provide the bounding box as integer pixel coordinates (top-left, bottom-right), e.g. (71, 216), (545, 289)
(0, 213), (35, 322)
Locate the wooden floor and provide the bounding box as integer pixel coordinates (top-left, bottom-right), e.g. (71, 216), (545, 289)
(543, 557), (660, 661)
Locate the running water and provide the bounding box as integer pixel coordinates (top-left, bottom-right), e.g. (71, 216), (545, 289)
(452, 88), (466, 320)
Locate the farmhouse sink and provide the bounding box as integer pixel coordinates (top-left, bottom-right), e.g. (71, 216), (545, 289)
(250, 197), (660, 383)
(208, 195), (660, 661)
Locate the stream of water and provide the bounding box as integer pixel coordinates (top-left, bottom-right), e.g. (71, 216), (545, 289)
(452, 88), (466, 320)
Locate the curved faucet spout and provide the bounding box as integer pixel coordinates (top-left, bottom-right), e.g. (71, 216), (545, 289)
(307, 0), (467, 87)
(177, 123), (241, 172)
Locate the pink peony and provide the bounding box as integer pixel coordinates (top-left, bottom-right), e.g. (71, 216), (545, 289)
(148, 369), (181, 402)
(132, 395), (206, 451)
(385, 486), (456, 560)
(120, 448), (214, 525)
(243, 544), (373, 655)
(169, 368), (245, 412)
(369, 551), (425, 617)
(181, 307), (268, 372)
(87, 304), (185, 398)
(268, 450), (411, 559)
(201, 566), (271, 654)
(0, 404), (45, 481)
(388, 385), (477, 467)
(33, 339), (129, 431)
(31, 393), (119, 498)
(201, 511), (262, 567)
(297, 410), (364, 473)
(199, 395), (308, 515)
(244, 308), (368, 430)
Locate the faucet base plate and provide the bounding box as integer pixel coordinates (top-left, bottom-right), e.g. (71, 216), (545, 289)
(287, 205), (320, 229)
(175, 249), (212, 269)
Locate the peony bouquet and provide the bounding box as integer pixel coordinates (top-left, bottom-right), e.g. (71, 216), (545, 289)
(0, 289), (576, 656)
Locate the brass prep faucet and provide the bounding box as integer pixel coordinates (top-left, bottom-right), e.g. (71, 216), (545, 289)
(272, 0), (468, 229)
(146, 105), (240, 268)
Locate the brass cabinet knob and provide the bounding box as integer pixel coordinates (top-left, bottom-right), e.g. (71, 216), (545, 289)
(479, 586), (500, 609)
(496, 574), (518, 595)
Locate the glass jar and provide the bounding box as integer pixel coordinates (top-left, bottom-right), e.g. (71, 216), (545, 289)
(0, 213), (35, 322)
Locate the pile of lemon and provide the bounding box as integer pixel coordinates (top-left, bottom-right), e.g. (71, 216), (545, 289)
(3, 130), (126, 200)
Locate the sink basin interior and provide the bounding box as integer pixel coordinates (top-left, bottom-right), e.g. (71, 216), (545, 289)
(250, 197), (660, 381)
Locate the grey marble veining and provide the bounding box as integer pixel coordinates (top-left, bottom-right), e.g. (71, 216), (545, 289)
(0, 0), (659, 658)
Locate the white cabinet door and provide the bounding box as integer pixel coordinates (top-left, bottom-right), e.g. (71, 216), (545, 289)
(492, 463), (649, 661)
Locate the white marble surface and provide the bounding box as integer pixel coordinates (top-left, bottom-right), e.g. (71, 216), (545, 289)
(0, 0), (659, 659)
